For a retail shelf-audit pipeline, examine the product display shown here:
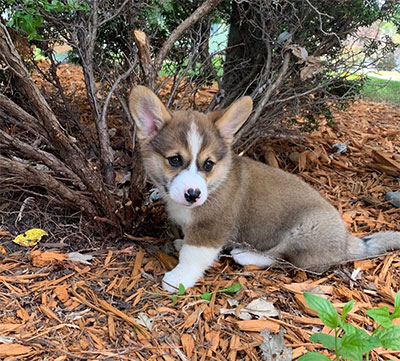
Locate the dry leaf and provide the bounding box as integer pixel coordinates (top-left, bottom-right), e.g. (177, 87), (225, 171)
(300, 56), (323, 80)
(239, 298), (280, 320)
(260, 329), (292, 361)
(13, 228), (48, 247)
(134, 312), (154, 331)
(288, 44), (308, 61)
(68, 252), (93, 264)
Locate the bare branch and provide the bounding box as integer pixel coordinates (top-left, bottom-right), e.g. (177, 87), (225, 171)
(0, 23), (119, 223)
(153, 0), (223, 81)
(98, 0), (130, 27)
(100, 60), (138, 133)
(233, 51), (292, 146)
(0, 155), (98, 218)
(0, 129), (85, 190)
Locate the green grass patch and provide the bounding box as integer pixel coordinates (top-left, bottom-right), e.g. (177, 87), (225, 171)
(362, 75), (400, 104)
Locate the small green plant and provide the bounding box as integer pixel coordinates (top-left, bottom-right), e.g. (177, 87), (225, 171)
(299, 291), (400, 361)
(143, 282), (242, 304)
(145, 282), (241, 304)
(169, 282), (242, 304)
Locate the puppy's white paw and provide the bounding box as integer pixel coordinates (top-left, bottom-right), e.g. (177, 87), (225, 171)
(231, 248), (274, 268)
(173, 238), (184, 252)
(162, 244), (221, 293)
(162, 265), (199, 293)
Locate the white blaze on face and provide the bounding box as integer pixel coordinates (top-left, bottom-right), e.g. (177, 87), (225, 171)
(169, 122), (208, 207)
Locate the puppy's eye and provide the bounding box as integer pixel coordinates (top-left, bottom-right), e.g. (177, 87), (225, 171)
(167, 155), (183, 168)
(203, 159), (215, 172)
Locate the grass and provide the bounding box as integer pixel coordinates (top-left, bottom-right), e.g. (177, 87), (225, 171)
(362, 75), (400, 105)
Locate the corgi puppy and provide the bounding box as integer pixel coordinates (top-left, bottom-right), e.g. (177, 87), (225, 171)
(129, 86), (400, 293)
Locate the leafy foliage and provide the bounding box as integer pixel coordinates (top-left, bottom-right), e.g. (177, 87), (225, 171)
(6, 0), (89, 40)
(299, 291), (400, 360)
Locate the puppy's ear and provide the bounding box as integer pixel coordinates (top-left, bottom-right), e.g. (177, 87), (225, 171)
(129, 86), (171, 140)
(215, 96), (253, 143)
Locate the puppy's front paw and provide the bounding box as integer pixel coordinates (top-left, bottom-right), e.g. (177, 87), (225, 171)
(162, 265), (199, 293)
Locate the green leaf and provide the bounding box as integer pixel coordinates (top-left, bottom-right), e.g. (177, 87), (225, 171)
(375, 325), (400, 350)
(341, 322), (369, 338)
(338, 348), (363, 361)
(219, 283), (242, 293)
(366, 306), (393, 328)
(391, 291), (400, 319)
(177, 283), (185, 296)
(79, 2), (90, 10)
(341, 300), (354, 321)
(298, 352), (331, 361)
(303, 292), (339, 329)
(341, 332), (381, 355)
(200, 292), (212, 301)
(339, 323), (381, 361)
(309, 333), (338, 350)
(170, 295), (177, 304)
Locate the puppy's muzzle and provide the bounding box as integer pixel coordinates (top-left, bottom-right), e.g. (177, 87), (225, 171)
(184, 188), (201, 204)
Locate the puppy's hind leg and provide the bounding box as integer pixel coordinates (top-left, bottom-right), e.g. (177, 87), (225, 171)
(275, 209), (349, 271)
(231, 248), (275, 268)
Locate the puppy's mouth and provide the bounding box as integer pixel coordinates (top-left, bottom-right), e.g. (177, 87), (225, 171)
(171, 192), (207, 208)
(163, 182), (206, 207)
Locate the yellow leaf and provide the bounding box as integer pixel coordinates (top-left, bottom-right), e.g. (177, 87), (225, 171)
(0, 245), (6, 255)
(13, 228), (48, 247)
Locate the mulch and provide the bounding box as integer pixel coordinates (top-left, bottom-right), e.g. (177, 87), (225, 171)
(0, 65), (400, 360)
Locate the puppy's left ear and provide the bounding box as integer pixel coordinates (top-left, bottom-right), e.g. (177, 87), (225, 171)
(215, 96), (253, 143)
(129, 86), (172, 141)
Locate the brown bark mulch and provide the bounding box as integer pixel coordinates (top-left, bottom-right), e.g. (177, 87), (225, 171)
(0, 65), (400, 360)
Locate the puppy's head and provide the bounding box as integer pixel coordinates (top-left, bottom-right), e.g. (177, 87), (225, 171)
(129, 86), (252, 207)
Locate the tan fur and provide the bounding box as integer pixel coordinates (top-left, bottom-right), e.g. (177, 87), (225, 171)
(129, 86), (400, 289)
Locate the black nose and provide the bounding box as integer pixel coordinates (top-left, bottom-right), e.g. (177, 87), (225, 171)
(184, 188), (201, 203)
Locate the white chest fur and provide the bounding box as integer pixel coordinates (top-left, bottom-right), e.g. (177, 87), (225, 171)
(166, 199), (192, 228)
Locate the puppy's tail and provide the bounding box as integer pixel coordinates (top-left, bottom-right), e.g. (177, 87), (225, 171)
(363, 232), (400, 256)
(349, 232), (400, 259)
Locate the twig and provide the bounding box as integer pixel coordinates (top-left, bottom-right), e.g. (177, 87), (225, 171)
(153, 0), (223, 83)
(100, 59), (137, 133)
(233, 50), (292, 145)
(98, 0), (130, 27)
(304, 0), (341, 44)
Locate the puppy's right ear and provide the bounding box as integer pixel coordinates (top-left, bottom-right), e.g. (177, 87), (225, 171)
(129, 86), (171, 140)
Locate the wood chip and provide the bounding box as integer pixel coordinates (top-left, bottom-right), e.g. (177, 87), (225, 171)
(235, 319), (280, 333)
